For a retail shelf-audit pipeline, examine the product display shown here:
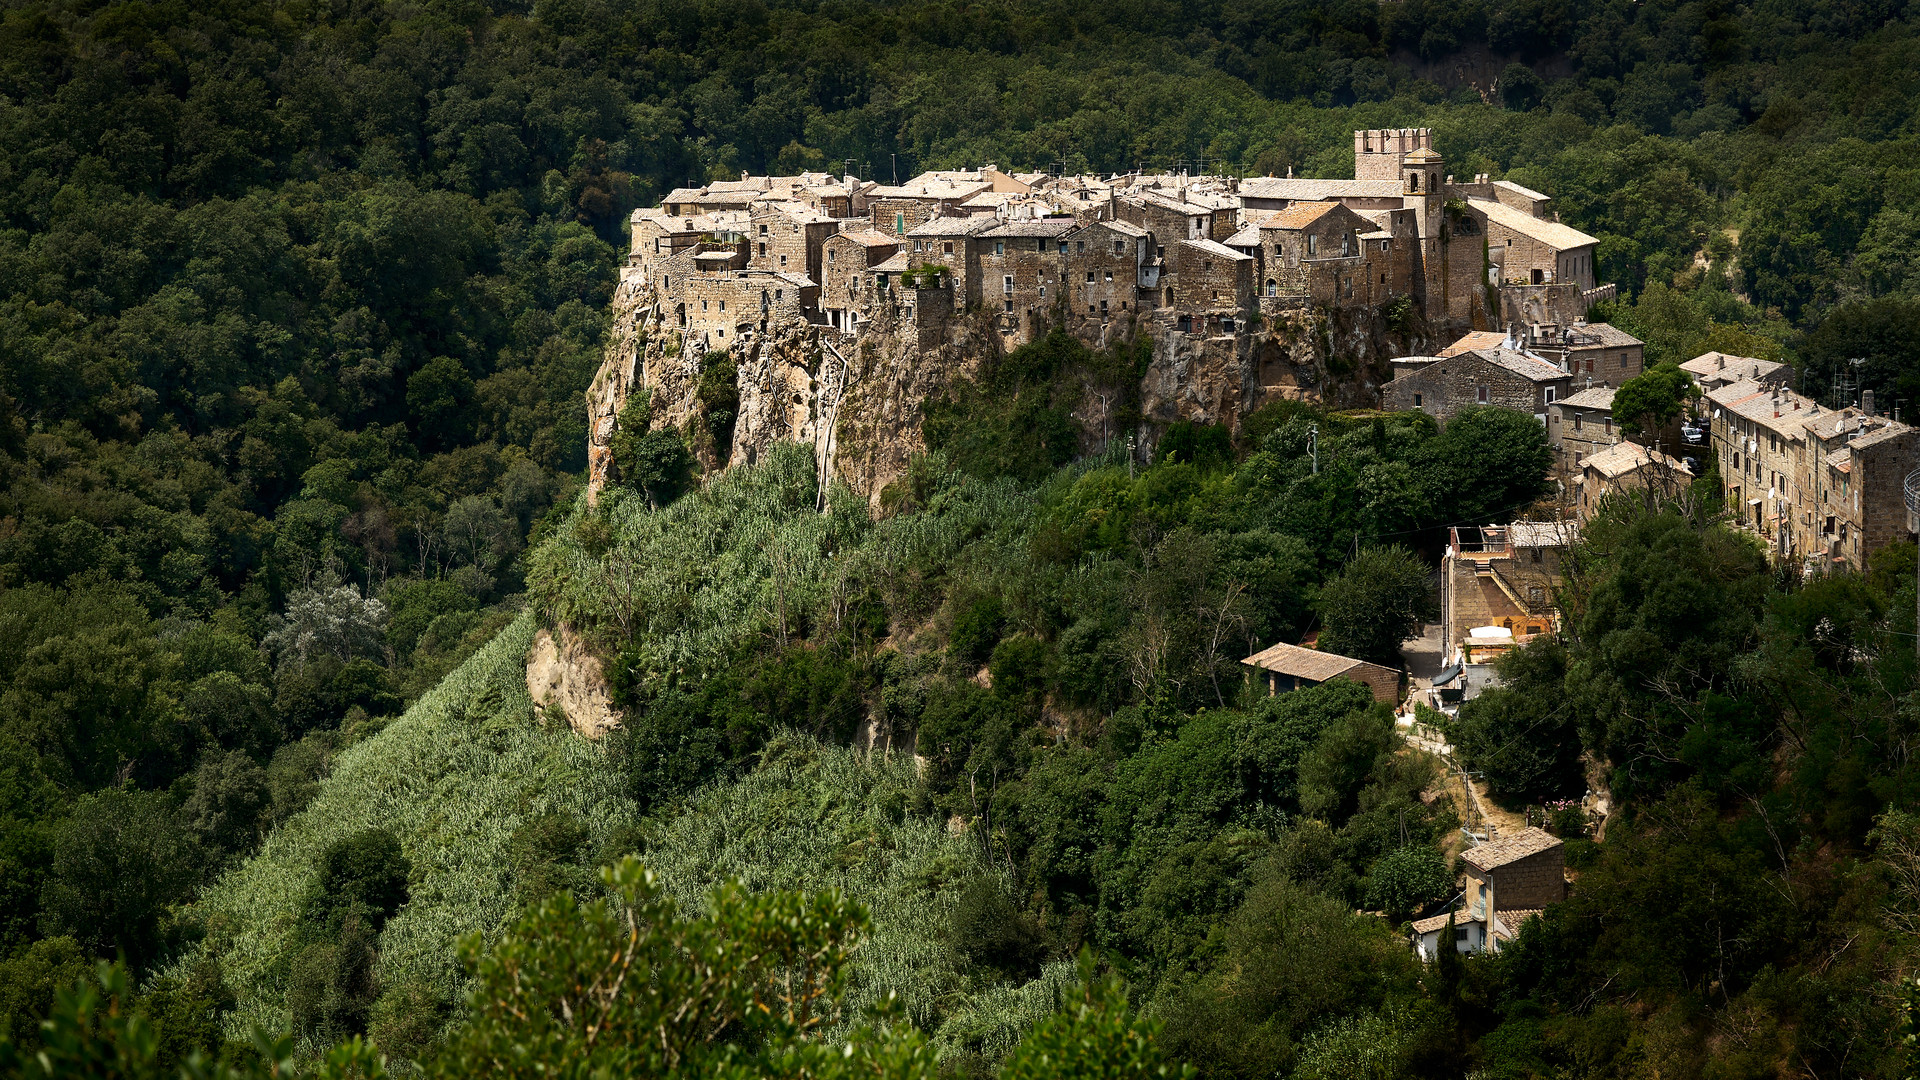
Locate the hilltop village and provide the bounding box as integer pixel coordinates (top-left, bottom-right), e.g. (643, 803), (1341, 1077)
(627, 128), (1610, 353)
(598, 129), (1920, 777)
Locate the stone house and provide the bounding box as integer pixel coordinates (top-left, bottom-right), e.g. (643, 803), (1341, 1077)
(652, 242), (818, 347)
(1241, 640), (1400, 704)
(1114, 189), (1226, 249)
(820, 229), (903, 334)
(904, 214), (1001, 310)
(1801, 406), (1920, 570)
(979, 218), (1081, 340)
(1708, 380), (1823, 557)
(1164, 238), (1254, 333)
(1384, 347), (1573, 424)
(1416, 827), (1564, 960)
(1576, 441), (1693, 518)
(747, 205), (838, 283)
(1475, 198), (1599, 290)
(867, 177), (993, 236)
(1527, 322), (1645, 381)
(1060, 218), (1150, 329)
(1547, 386), (1619, 473)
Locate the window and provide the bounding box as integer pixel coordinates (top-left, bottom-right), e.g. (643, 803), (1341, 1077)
(759, 224), (768, 236)
(1077, 241), (1085, 252)
(1603, 416), (1612, 434)
(1531, 548), (1543, 564)
(877, 273), (888, 289)
(994, 241), (1005, 256)
(943, 241), (953, 254)
(1104, 270), (1113, 282)
(1380, 240), (1389, 252)
(1544, 386), (1556, 404)
(1413, 393), (1423, 407)
(1087, 271), (1096, 283)
(1100, 299), (1108, 313)
(1477, 385), (1490, 404)
(895, 212), (905, 234)
(1036, 238), (1046, 253)
(718, 300), (725, 311)
(1619, 354), (1629, 369)
(827, 251), (835, 265)
(662, 276), (670, 289)
(1114, 241), (1124, 254)
(759, 243), (767, 256)
(1058, 241), (1068, 255)
(701, 300), (708, 311)
(1574, 412), (1583, 432)
(774, 289), (782, 300)
(1455, 928), (1469, 942)
(1306, 235), (1317, 256)
(1409, 172), (1420, 191)
(1203, 261), (1212, 272)
(1004, 299), (1013, 312)
(1003, 275), (1014, 294)
(779, 255), (787, 266)
(1039, 285), (1045, 297)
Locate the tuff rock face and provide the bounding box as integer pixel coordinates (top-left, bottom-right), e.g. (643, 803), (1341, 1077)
(585, 270), (1460, 504)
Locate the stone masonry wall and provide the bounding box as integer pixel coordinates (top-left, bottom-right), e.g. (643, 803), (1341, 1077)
(1489, 847), (1566, 910)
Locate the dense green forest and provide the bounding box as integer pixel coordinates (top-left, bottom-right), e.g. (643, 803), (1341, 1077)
(7, 0), (1920, 1075)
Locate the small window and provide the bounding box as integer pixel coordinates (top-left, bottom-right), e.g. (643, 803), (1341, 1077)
(1477, 385), (1490, 404)
(758, 243), (766, 256)
(1455, 928), (1468, 942)
(1604, 416), (1612, 434)
(827, 251), (836, 264)
(994, 241), (1005, 256)
(701, 300), (708, 311)
(1058, 241), (1068, 255)
(1003, 299), (1013, 312)
(1003, 275), (1014, 294)
(1306, 235), (1317, 256)
(718, 300), (725, 311)
(1105, 270), (1113, 282)
(1574, 413), (1583, 432)
(944, 241), (953, 254)
(779, 255), (787, 266)
(1100, 299), (1108, 313)
(1086, 271), (1095, 283)
(1114, 241), (1124, 254)
(759, 224), (768, 235)
(1076, 241), (1085, 252)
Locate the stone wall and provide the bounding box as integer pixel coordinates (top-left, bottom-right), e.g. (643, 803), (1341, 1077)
(1489, 847), (1566, 910)
(1383, 352), (1546, 422)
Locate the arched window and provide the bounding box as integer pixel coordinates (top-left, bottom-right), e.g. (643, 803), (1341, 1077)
(1265, 279), (1276, 297)
(1408, 172), (1420, 192)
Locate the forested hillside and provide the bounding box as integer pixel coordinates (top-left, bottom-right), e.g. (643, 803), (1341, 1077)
(7, 0), (1920, 1076)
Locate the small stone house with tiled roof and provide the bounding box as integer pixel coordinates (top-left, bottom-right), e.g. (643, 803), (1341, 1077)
(1384, 345), (1574, 424)
(1413, 827), (1565, 961)
(1576, 441), (1693, 518)
(1241, 640), (1400, 704)
(1548, 385), (1618, 471)
(1681, 352), (1790, 393)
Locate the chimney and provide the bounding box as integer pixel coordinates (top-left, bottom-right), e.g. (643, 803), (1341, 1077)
(1864, 389), (1876, 416)
(1717, 356), (1725, 370)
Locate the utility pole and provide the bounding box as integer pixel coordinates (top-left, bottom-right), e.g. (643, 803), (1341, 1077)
(1307, 422), (1319, 475)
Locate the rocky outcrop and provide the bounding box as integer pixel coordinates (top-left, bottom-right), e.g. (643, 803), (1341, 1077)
(583, 275), (1463, 504)
(525, 626), (620, 738)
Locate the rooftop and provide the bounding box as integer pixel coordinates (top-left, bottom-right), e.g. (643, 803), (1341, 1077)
(1471, 347), (1573, 383)
(1239, 177), (1404, 201)
(1461, 826), (1562, 871)
(983, 219), (1079, 238)
(1558, 386), (1616, 410)
(1560, 322), (1641, 349)
(1180, 236), (1253, 261)
(1241, 640), (1380, 682)
(1470, 198), (1600, 251)
(1581, 440), (1692, 480)
(1439, 330), (1509, 358)
(1262, 200), (1343, 230)
(1680, 352), (1785, 383)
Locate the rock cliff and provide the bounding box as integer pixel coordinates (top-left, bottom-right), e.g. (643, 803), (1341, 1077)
(585, 271), (1462, 503)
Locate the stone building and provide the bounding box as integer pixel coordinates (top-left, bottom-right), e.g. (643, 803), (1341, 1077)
(1242, 640), (1401, 704)
(1164, 238), (1254, 333)
(748, 205), (838, 283)
(1440, 522), (1574, 669)
(1525, 322), (1644, 381)
(1477, 198), (1599, 289)
(1384, 346), (1573, 424)
(650, 242), (818, 347)
(1575, 441), (1693, 518)
(1704, 378), (1920, 570)
(1114, 188), (1228, 247)
(820, 229), (903, 333)
(1548, 386), (1619, 471)
(1414, 826), (1565, 961)
(979, 218), (1081, 337)
(1061, 218), (1150, 329)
